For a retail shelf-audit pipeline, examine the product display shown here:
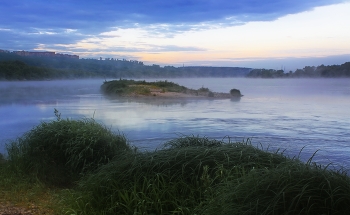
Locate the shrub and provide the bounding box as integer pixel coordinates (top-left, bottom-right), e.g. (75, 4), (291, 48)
(163, 135), (224, 148)
(74, 138), (288, 214)
(6, 110), (131, 186)
(208, 91), (214, 97)
(230, 88), (242, 96)
(129, 85), (151, 95)
(101, 79), (189, 96)
(201, 162), (350, 215)
(198, 86), (210, 92)
(101, 80), (129, 95)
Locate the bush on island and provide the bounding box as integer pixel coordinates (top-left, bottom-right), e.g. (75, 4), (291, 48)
(230, 88), (242, 97)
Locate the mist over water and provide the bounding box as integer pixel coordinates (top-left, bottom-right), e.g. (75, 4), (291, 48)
(1, 78), (350, 171)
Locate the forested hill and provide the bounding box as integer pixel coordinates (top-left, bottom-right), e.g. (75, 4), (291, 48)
(2, 52), (349, 80)
(247, 62), (350, 78)
(0, 60), (99, 80)
(0, 52), (251, 80)
(178, 66), (251, 77)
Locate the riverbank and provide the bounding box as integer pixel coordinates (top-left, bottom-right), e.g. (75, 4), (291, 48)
(1, 113), (350, 214)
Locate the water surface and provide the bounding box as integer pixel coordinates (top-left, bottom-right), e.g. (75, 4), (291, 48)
(1, 78), (349, 171)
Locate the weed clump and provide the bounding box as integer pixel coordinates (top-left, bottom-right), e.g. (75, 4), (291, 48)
(75, 138), (288, 214)
(202, 162), (350, 215)
(6, 109), (131, 187)
(164, 135), (224, 148)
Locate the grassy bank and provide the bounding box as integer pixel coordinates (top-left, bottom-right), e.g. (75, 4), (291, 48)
(1, 111), (350, 214)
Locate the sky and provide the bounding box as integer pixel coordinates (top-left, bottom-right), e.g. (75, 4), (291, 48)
(1, 0), (350, 71)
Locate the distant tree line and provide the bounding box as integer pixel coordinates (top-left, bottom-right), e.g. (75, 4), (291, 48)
(247, 62), (350, 78)
(0, 60), (99, 80)
(0, 52), (250, 80)
(1, 51), (350, 80)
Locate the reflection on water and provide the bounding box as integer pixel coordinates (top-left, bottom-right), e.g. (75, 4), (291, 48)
(108, 97), (198, 107)
(1, 78), (350, 172)
(115, 98), (241, 107)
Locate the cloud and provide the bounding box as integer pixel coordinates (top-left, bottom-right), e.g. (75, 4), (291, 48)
(145, 45), (206, 52)
(0, 0), (348, 60)
(0, 27), (86, 51)
(1, 0), (346, 34)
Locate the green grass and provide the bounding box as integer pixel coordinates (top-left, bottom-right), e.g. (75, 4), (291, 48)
(0, 163), (60, 214)
(72, 139), (288, 214)
(5, 109), (132, 187)
(100, 79), (218, 97)
(1, 111), (350, 214)
(202, 162), (350, 215)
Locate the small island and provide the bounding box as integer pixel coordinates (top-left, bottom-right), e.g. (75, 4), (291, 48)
(101, 79), (243, 99)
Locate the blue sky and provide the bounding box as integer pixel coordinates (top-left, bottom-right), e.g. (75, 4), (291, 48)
(1, 0), (350, 70)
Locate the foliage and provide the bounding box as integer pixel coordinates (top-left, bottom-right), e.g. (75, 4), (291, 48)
(198, 86), (210, 92)
(0, 52), (251, 79)
(247, 62), (350, 78)
(1, 52), (350, 79)
(0, 60), (51, 80)
(230, 88), (242, 96)
(202, 162), (350, 215)
(101, 79), (189, 96)
(73, 140), (288, 214)
(0, 163), (60, 214)
(0, 153), (5, 163)
(100, 79), (230, 98)
(163, 135), (224, 148)
(151, 80), (187, 92)
(3, 115), (350, 214)
(0, 60), (98, 80)
(6, 109), (131, 187)
(208, 91), (214, 97)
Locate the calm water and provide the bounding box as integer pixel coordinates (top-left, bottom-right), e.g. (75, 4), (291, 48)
(1, 78), (350, 171)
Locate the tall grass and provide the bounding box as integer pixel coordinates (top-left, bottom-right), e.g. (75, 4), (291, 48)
(163, 135), (225, 148)
(6, 109), (131, 187)
(71, 138), (288, 214)
(3, 114), (350, 214)
(201, 161), (350, 215)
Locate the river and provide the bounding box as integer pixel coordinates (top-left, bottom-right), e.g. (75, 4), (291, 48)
(1, 78), (350, 171)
